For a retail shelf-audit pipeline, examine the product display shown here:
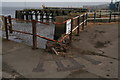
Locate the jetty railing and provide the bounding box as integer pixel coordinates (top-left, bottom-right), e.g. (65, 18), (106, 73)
(2, 13), (88, 49)
(53, 13), (88, 44)
(87, 11), (119, 23)
(2, 11), (119, 49)
(53, 11), (119, 44)
(3, 16), (52, 49)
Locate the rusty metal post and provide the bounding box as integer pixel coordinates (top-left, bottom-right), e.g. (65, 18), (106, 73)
(8, 15), (13, 33)
(81, 15), (85, 30)
(32, 20), (37, 49)
(4, 17), (9, 40)
(77, 16), (80, 36)
(69, 19), (73, 45)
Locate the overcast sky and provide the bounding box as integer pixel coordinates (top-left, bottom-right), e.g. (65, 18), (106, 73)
(1, 0), (119, 7)
(1, 0), (120, 2)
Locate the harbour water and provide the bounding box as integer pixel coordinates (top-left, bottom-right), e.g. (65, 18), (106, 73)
(2, 2), (108, 17)
(1, 2), (108, 49)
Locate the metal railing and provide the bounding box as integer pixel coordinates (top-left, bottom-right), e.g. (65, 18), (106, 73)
(2, 11), (119, 49)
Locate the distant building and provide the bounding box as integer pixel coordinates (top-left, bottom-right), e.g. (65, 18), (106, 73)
(115, 1), (120, 11)
(109, 1), (120, 11)
(109, 1), (115, 10)
(83, 4), (109, 12)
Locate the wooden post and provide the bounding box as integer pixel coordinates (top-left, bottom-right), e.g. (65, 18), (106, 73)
(85, 13), (88, 26)
(35, 12), (38, 20)
(94, 12), (96, 24)
(114, 11), (116, 20)
(40, 12), (44, 21)
(30, 14), (33, 20)
(4, 17), (9, 40)
(19, 11), (22, 19)
(32, 20), (37, 49)
(46, 12), (48, 19)
(17, 11), (20, 19)
(21, 11), (24, 19)
(69, 19), (73, 45)
(81, 15), (85, 30)
(26, 11), (29, 20)
(15, 10), (18, 18)
(109, 11), (112, 23)
(77, 16), (80, 36)
(100, 11), (102, 18)
(114, 14), (116, 20)
(8, 15), (13, 33)
(51, 12), (54, 19)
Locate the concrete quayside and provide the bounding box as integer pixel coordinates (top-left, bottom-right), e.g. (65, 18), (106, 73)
(1, 4), (119, 79)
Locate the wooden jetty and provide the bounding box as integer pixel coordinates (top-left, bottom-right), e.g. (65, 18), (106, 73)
(15, 6), (88, 20)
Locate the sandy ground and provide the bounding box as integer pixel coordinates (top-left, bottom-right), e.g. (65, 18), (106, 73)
(1, 22), (119, 79)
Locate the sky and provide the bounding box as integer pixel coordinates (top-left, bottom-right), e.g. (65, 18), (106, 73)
(1, 0), (119, 7)
(2, 2), (110, 7)
(1, 0), (120, 2)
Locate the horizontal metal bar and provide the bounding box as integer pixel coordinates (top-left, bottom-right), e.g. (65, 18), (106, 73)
(12, 29), (32, 35)
(36, 35), (56, 42)
(58, 19), (87, 42)
(6, 17), (49, 25)
(12, 29), (57, 42)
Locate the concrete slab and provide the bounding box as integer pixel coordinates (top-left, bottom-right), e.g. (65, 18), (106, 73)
(74, 55), (118, 78)
(2, 23), (118, 78)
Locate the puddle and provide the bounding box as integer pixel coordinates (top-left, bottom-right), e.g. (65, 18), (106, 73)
(106, 74), (110, 77)
(95, 41), (106, 48)
(109, 62), (113, 64)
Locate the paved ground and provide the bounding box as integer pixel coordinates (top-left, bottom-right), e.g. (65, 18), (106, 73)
(0, 37), (2, 79)
(2, 23), (118, 79)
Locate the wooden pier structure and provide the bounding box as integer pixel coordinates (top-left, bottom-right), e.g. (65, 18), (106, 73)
(15, 7), (88, 20)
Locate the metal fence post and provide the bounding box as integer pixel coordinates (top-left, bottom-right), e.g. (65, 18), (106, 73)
(32, 20), (37, 49)
(77, 16), (80, 36)
(69, 19), (73, 45)
(81, 15), (85, 30)
(4, 17), (9, 40)
(94, 12), (96, 24)
(8, 15), (13, 33)
(109, 11), (112, 23)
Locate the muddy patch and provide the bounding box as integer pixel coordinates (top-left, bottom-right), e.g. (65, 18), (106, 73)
(94, 41), (111, 48)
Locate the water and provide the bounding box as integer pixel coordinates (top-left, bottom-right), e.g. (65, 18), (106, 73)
(1, 2), (108, 49)
(1, 6), (55, 49)
(2, 7), (40, 18)
(2, 2), (108, 18)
